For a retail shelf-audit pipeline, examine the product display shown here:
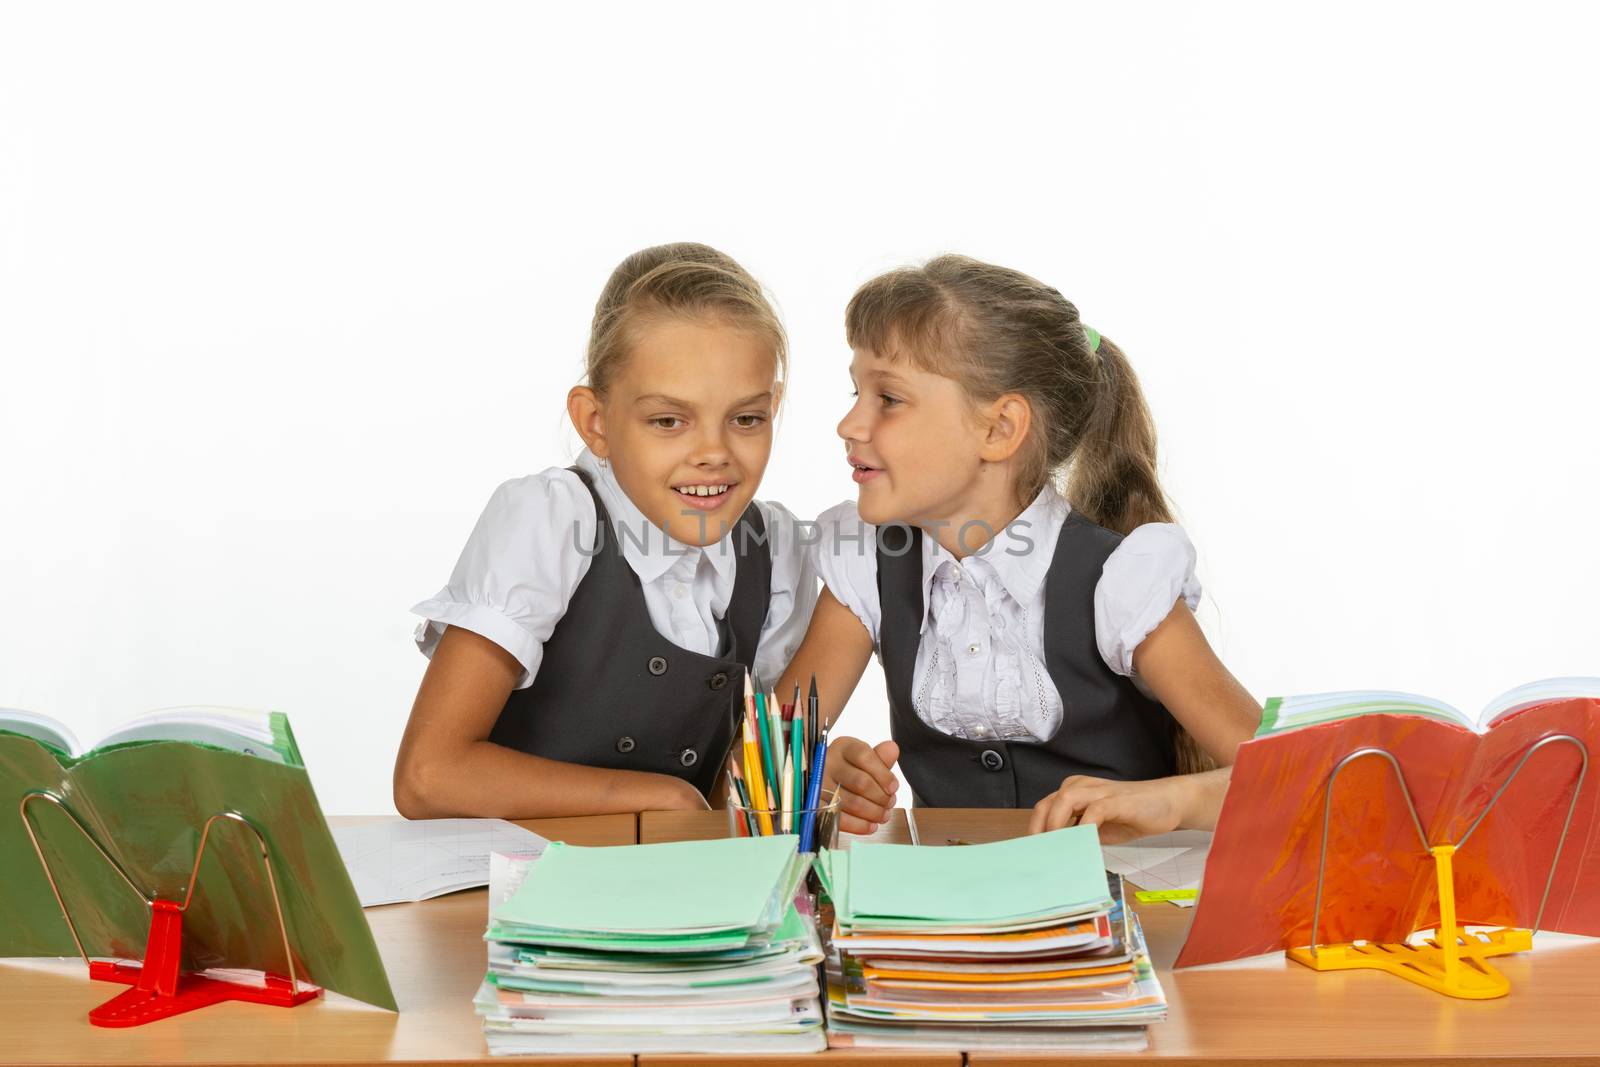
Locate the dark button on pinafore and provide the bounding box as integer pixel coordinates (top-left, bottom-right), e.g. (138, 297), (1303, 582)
(487, 467), (770, 799)
(875, 514), (1177, 809)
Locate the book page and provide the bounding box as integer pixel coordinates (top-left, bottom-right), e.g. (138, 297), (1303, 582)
(1478, 677), (1600, 730)
(0, 709), (79, 756)
(89, 707), (287, 763)
(1261, 690), (1471, 735)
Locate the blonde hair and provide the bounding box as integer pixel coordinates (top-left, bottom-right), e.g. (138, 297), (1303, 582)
(846, 254), (1212, 774)
(585, 243), (787, 399)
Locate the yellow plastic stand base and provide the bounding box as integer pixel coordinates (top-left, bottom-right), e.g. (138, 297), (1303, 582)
(1286, 845), (1533, 999)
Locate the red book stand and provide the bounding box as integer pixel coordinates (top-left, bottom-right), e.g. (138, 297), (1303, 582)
(20, 793), (322, 1027)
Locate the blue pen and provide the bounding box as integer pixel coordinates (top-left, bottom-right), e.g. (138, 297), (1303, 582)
(798, 729), (828, 852)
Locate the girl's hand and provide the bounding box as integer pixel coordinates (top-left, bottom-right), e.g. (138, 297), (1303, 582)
(826, 737), (901, 834)
(1028, 774), (1188, 842)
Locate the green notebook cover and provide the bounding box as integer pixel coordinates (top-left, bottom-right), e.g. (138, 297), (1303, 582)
(492, 835), (801, 937)
(832, 825), (1113, 924)
(0, 713), (397, 1011)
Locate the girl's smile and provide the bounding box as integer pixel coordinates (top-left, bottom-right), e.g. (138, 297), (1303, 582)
(672, 480), (739, 510)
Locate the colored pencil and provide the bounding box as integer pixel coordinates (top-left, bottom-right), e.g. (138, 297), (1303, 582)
(799, 724), (829, 852)
(728, 758), (756, 836)
(790, 699), (804, 815)
(781, 750), (794, 833)
(777, 701), (792, 804)
(770, 695), (783, 799)
(807, 675), (820, 782)
(742, 717), (773, 836)
(777, 700), (790, 819)
(750, 673), (778, 816)
(792, 685), (804, 783)
(768, 689), (784, 781)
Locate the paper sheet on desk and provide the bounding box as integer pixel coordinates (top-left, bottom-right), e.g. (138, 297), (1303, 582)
(332, 819), (549, 906)
(1101, 830), (1209, 907)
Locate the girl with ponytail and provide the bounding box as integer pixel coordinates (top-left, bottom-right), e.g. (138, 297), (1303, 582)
(777, 254), (1260, 840)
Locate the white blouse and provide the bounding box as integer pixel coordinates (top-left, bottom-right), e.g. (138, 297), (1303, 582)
(412, 449), (818, 691)
(812, 488), (1201, 743)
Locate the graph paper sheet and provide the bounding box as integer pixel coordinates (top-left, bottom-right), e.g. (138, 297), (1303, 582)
(1102, 830), (1210, 907)
(333, 818), (551, 906)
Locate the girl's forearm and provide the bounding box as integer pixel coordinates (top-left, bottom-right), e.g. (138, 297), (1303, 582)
(772, 587), (876, 731)
(1175, 766), (1233, 831)
(394, 740), (703, 820)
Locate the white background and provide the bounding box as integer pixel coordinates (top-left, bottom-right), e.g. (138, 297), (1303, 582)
(3, 3), (1597, 814)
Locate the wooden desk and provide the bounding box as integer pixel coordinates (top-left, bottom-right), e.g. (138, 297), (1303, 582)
(13, 809), (1596, 1066)
(639, 808), (915, 847)
(639, 808), (1600, 1067)
(0, 814), (636, 1067)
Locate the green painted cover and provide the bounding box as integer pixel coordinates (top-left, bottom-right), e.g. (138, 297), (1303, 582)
(0, 714), (397, 1011)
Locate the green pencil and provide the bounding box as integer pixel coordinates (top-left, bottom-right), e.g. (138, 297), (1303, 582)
(752, 674), (778, 810)
(765, 687), (784, 807)
(790, 696), (804, 815)
(790, 685), (803, 789)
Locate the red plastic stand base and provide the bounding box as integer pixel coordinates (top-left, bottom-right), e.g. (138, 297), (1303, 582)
(86, 899), (320, 1027)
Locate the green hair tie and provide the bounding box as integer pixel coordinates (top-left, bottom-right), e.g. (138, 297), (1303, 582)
(1083, 325), (1101, 353)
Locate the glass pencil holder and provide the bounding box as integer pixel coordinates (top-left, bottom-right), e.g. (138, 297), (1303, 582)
(725, 787), (841, 853)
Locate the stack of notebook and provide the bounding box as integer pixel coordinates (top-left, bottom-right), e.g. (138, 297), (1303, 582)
(816, 827), (1166, 1052)
(475, 835), (825, 1055)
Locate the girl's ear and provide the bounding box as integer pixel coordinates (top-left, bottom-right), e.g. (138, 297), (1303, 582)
(567, 386), (609, 460)
(978, 392), (1031, 463)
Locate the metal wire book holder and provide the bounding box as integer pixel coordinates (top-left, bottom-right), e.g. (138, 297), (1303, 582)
(1285, 735), (1588, 999)
(18, 790), (321, 1027)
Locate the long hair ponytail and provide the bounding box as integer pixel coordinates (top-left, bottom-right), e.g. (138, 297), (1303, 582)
(1063, 336), (1171, 535)
(1068, 338), (1212, 776)
(845, 255), (1213, 775)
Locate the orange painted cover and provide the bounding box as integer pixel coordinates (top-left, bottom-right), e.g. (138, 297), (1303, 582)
(1175, 697), (1599, 968)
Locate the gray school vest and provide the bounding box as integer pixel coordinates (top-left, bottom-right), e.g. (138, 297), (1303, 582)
(876, 513), (1177, 808)
(488, 467), (770, 799)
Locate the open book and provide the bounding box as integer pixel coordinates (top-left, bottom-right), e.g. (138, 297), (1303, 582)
(1179, 677), (1600, 968)
(1259, 677), (1600, 736)
(0, 706), (298, 765)
(0, 707), (395, 1010)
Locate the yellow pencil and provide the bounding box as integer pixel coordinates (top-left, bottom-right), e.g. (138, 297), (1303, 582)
(741, 719), (759, 804)
(743, 719), (774, 836)
(740, 673), (767, 833)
